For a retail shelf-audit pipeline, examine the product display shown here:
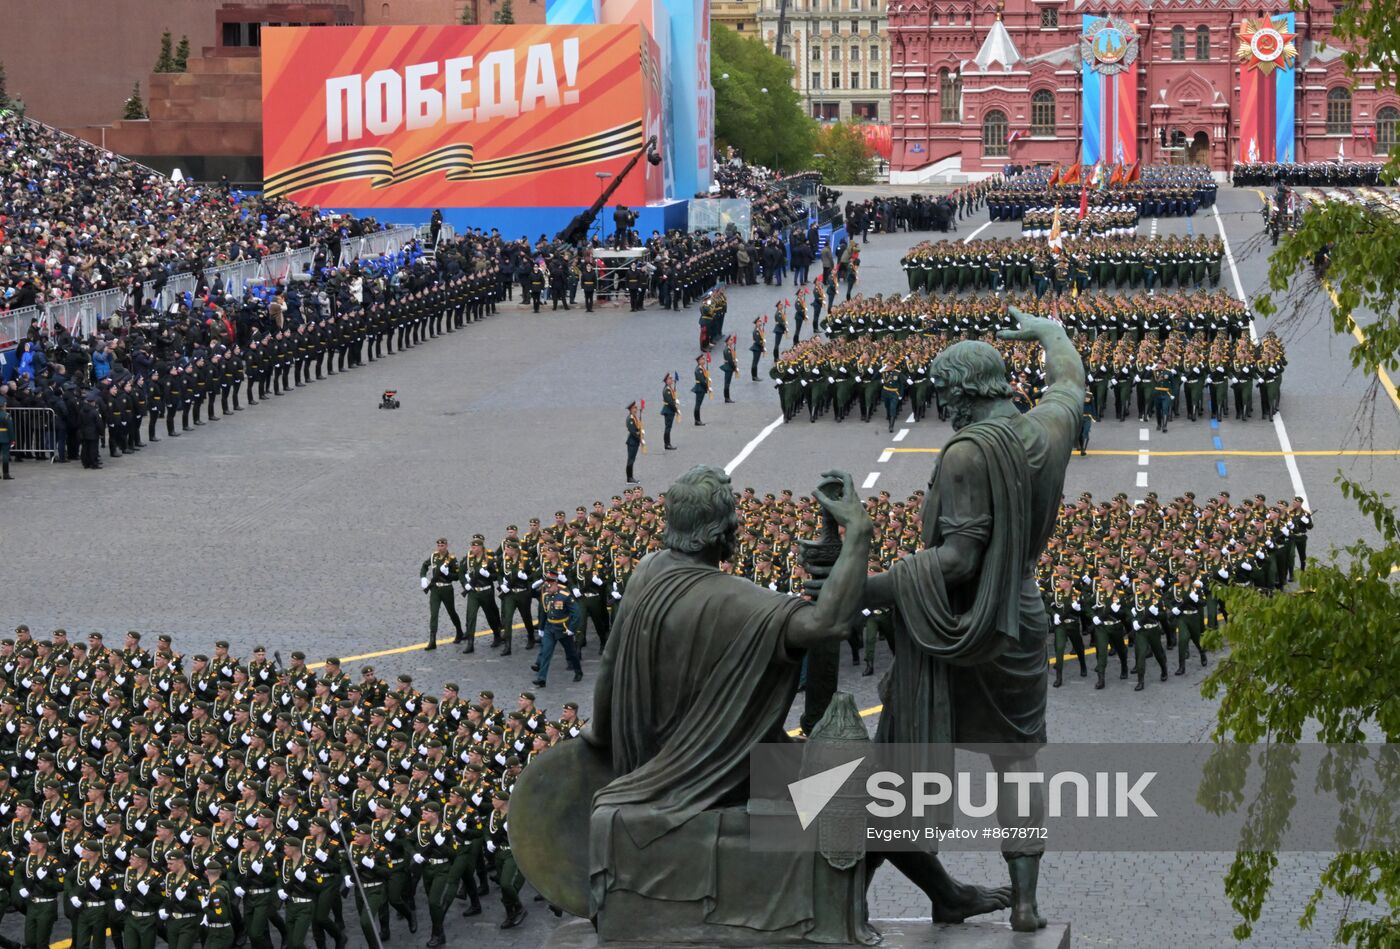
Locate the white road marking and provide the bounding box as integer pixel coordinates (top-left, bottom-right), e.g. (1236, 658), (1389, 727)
(1213, 205), (1310, 507)
(1139, 428), (1150, 442)
(893, 428), (909, 442)
(906, 413), (915, 424)
(862, 472), (881, 489)
(1136, 471), (1150, 488)
(962, 221), (993, 243)
(1270, 414), (1310, 510)
(878, 449), (893, 463)
(1138, 451), (1150, 466)
(724, 415), (785, 476)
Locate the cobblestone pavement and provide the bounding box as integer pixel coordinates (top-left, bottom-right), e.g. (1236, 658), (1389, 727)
(4, 186), (1392, 948)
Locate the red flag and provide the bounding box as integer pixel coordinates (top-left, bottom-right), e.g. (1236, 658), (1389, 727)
(1077, 185), (1089, 221)
(1063, 162), (1082, 186)
(1127, 161), (1141, 183)
(1047, 165), (1060, 187)
(1109, 163), (1124, 187)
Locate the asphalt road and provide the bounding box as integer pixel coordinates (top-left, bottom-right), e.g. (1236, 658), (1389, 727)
(4, 184), (1395, 948)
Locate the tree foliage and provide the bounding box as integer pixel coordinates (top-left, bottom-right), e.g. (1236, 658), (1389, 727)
(711, 24), (814, 173)
(1205, 3), (1400, 945)
(155, 31), (176, 73)
(122, 81), (148, 120)
(459, 1), (477, 24)
(812, 122), (875, 185)
(0, 62), (9, 110)
(492, 0), (514, 24)
(174, 36), (191, 72)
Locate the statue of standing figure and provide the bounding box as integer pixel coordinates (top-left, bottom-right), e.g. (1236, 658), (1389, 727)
(822, 305), (1087, 932)
(510, 305), (1084, 942)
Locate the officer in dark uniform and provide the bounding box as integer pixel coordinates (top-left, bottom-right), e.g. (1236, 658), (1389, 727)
(660, 374), (679, 450)
(691, 354), (710, 427)
(624, 402), (643, 486)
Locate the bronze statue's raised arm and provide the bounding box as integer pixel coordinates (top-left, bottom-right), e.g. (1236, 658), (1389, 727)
(785, 471), (873, 652)
(998, 305), (1086, 398)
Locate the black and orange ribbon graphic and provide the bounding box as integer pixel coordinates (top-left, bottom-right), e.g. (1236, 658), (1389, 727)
(265, 119), (644, 198)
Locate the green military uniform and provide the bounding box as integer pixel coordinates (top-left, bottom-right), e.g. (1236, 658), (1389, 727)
(160, 858), (205, 949)
(67, 844), (116, 949)
(1129, 587), (1170, 691)
(118, 853), (165, 949)
(235, 837), (281, 949)
(1168, 578), (1207, 673)
(372, 810), (418, 935)
(420, 544), (463, 650)
(17, 841), (66, 949)
(1089, 584), (1130, 686)
(487, 792), (526, 929)
(347, 828), (395, 945)
(201, 862), (238, 949)
(303, 827), (346, 949)
(278, 843), (317, 949)
(412, 803), (460, 946)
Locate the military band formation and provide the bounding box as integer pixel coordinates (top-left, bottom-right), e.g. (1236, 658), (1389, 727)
(0, 624), (595, 949)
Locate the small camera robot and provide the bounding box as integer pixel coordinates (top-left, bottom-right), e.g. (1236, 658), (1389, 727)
(379, 389), (401, 410)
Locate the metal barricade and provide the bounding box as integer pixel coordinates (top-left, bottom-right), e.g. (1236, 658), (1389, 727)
(44, 288), (126, 337)
(1, 306), (43, 352)
(7, 407), (57, 461)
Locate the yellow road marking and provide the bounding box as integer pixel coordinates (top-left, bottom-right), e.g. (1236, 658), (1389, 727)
(1322, 281), (1400, 414)
(1349, 323), (1400, 414)
(783, 645), (1145, 735)
(307, 622), (526, 670)
(888, 448), (1400, 458)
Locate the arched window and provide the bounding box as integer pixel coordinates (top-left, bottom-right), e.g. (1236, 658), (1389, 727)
(1170, 25), (1185, 61)
(1377, 106), (1399, 155)
(1326, 87), (1352, 135)
(939, 69), (961, 123)
(1194, 25), (1210, 60)
(1030, 90), (1055, 136)
(982, 109), (1008, 156)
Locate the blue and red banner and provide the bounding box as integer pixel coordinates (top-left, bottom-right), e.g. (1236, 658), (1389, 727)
(1080, 16), (1139, 167)
(1237, 14), (1297, 163)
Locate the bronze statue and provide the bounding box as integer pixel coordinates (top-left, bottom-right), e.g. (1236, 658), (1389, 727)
(512, 464), (876, 944)
(511, 306), (1082, 943)
(846, 306), (1086, 932)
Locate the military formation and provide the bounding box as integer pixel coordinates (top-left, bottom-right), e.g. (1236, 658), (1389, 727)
(461, 486), (1311, 685)
(1232, 162), (1387, 187)
(820, 291), (1252, 342)
(1039, 492), (1312, 689)
(0, 626), (594, 949)
(765, 292), (1286, 431)
(1020, 206), (1139, 240)
(986, 164), (1218, 220)
(901, 236), (1224, 295)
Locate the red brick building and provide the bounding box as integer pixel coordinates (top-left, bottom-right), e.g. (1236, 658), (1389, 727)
(887, 0), (1400, 182)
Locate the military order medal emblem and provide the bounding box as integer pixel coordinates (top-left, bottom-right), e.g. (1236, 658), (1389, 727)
(1237, 17), (1298, 74)
(1080, 17), (1139, 75)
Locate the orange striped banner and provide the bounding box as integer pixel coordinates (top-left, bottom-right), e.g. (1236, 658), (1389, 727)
(261, 25), (662, 207)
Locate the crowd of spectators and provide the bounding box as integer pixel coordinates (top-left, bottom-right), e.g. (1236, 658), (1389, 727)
(0, 112), (384, 312)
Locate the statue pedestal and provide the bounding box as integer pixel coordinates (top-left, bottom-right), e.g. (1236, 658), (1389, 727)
(540, 918), (1072, 948)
